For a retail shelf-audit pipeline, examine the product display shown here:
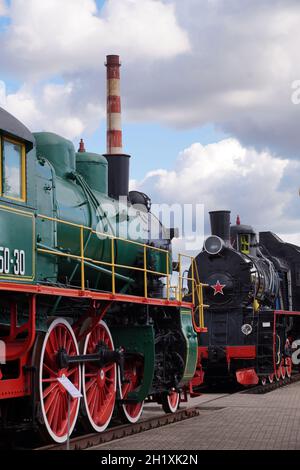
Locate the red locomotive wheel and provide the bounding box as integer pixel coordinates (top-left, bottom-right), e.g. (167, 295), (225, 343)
(82, 321), (116, 432)
(38, 318), (81, 443)
(280, 359), (286, 380)
(161, 389), (180, 414)
(261, 377), (267, 386)
(285, 357), (292, 378)
(275, 365), (281, 381)
(268, 374), (274, 384)
(118, 359), (144, 423)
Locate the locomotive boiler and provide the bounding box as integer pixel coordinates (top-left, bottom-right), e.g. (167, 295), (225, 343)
(191, 210), (300, 387)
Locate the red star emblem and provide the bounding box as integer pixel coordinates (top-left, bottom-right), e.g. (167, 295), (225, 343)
(211, 280), (226, 295)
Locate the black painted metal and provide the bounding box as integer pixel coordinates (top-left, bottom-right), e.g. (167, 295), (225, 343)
(0, 106), (34, 151)
(104, 153), (131, 199)
(209, 210), (231, 244)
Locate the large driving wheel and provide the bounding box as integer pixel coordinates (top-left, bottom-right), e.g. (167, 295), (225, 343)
(37, 318), (81, 443)
(280, 359), (286, 380)
(285, 357), (292, 379)
(82, 320), (116, 432)
(118, 358), (144, 424)
(161, 389), (180, 414)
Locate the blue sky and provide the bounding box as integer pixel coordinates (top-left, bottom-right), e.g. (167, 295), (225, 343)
(83, 122), (226, 180)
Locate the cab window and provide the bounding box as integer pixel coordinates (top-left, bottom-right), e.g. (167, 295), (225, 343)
(240, 234), (250, 254)
(1, 137), (26, 201)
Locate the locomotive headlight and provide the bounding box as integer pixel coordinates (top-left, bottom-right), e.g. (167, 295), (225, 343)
(204, 235), (224, 255)
(241, 323), (253, 336)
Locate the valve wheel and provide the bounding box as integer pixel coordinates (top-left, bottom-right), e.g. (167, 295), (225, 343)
(82, 320), (116, 432)
(118, 358), (144, 424)
(161, 390), (180, 413)
(285, 357), (292, 379)
(37, 318), (81, 443)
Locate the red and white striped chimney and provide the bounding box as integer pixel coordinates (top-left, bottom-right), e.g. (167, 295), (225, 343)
(105, 55), (123, 154)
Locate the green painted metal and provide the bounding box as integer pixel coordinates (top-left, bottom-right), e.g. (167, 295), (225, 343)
(76, 152), (108, 195)
(179, 307), (198, 384)
(33, 132), (169, 292)
(34, 132), (75, 177)
(35, 157), (57, 281)
(0, 204), (35, 282)
(110, 325), (155, 402)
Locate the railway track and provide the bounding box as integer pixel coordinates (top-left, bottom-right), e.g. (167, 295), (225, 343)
(36, 406), (202, 451)
(29, 375), (300, 450)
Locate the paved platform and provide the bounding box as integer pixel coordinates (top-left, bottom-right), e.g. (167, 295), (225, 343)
(91, 382), (300, 450)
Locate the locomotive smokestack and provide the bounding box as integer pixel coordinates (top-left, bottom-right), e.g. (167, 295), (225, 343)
(78, 139), (86, 153)
(209, 210), (231, 245)
(104, 55), (130, 199)
(105, 55), (122, 154)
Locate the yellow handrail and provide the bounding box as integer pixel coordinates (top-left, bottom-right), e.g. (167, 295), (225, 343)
(80, 226), (85, 291)
(111, 238), (116, 295)
(36, 213), (207, 324)
(176, 254), (208, 331)
(143, 245), (148, 299)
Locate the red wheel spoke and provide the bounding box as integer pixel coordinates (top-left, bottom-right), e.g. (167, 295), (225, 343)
(43, 362), (58, 378)
(42, 377), (58, 384)
(103, 364), (114, 374)
(82, 321), (116, 432)
(87, 381), (98, 404)
(66, 367), (78, 378)
(43, 381), (59, 400)
(122, 381), (131, 397)
(85, 372), (98, 378)
(105, 376), (115, 385)
(38, 320), (81, 443)
(51, 330), (58, 352)
(45, 387), (60, 417)
(57, 327), (62, 350)
(120, 360), (144, 423)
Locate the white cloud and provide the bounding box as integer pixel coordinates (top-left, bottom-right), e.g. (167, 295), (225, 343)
(1, 80), (104, 139)
(0, 0), (190, 140)
(124, 0), (300, 158)
(0, 81), (6, 106)
(277, 232), (300, 246)
(2, 0), (190, 78)
(131, 138), (300, 237)
(2, 0), (300, 163)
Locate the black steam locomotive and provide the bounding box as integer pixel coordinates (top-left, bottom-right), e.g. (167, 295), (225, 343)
(192, 210), (300, 386)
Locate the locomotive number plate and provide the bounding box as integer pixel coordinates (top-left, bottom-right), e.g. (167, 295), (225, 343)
(0, 205), (35, 281)
(0, 247), (26, 276)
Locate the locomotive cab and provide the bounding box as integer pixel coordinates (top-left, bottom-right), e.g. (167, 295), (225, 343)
(0, 107), (36, 208)
(230, 216), (258, 256)
(0, 107), (36, 282)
